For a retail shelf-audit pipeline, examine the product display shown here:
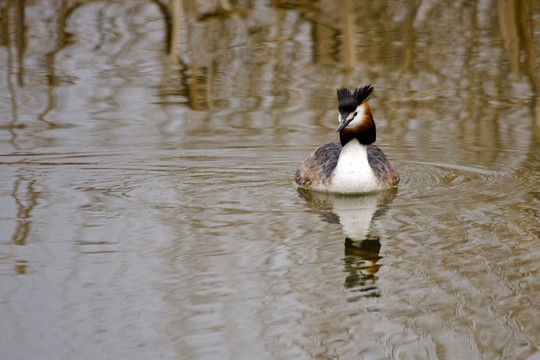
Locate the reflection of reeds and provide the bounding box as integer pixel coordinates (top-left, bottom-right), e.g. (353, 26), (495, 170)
(37, 2), (76, 127)
(3, 1), (540, 155)
(339, 0), (355, 71)
(3, 0), (21, 143)
(12, 176), (38, 247)
(498, 0), (540, 130)
(499, 0), (526, 81)
(169, 0), (182, 63)
(0, 0), (27, 86)
(15, 0), (25, 86)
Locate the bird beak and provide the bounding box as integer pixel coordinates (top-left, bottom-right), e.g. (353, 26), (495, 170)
(336, 115), (351, 132)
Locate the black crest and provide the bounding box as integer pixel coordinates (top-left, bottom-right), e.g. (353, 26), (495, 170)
(336, 85), (374, 110)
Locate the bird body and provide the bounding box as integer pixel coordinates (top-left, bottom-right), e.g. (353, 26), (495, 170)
(295, 85), (399, 194)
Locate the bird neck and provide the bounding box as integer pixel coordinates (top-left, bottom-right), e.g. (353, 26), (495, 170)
(339, 104), (376, 146)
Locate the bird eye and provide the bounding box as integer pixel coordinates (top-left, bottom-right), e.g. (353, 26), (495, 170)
(354, 112), (358, 117)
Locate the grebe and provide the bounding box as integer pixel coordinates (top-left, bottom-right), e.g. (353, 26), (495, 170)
(295, 85), (399, 193)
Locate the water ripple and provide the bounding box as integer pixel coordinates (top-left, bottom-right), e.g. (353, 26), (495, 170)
(399, 159), (538, 203)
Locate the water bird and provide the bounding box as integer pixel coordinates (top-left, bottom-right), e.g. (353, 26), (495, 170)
(295, 85), (399, 193)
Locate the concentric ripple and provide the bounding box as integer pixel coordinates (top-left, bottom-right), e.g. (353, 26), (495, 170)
(398, 159), (538, 203)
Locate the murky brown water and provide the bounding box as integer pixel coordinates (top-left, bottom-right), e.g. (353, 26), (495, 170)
(1, 1), (540, 359)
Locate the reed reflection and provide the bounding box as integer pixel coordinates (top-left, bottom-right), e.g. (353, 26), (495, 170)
(10, 175), (38, 275)
(297, 187), (397, 301)
(11, 175), (37, 247)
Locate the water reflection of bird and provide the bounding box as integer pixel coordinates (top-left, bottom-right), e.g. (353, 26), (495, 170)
(297, 187), (397, 301)
(296, 85), (399, 194)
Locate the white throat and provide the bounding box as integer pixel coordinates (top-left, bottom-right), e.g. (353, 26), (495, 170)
(330, 139), (377, 193)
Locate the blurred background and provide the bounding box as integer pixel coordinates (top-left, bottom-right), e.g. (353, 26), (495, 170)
(1, 1), (539, 359)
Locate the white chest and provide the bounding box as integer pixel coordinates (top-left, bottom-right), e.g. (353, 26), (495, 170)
(330, 140), (378, 193)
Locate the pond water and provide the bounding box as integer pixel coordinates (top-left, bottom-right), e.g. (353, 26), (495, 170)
(1, 1), (539, 359)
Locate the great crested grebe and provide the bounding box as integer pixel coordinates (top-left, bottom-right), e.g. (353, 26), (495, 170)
(295, 85), (399, 194)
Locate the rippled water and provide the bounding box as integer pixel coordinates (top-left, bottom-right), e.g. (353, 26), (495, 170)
(1, 1), (540, 359)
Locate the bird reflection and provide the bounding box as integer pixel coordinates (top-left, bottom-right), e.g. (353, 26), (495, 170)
(297, 187), (397, 301)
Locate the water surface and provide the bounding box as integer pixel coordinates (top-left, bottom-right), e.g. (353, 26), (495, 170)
(1, 1), (539, 359)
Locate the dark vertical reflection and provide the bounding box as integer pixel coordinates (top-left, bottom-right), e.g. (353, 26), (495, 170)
(498, 0), (522, 80)
(498, 0), (540, 167)
(2, 0), (21, 148)
(15, 0), (24, 86)
(311, 3), (338, 67)
(0, 0), (8, 47)
(513, 0), (540, 132)
(338, 0), (355, 73)
(11, 175), (38, 247)
(399, 3), (419, 73)
(37, 1), (78, 127)
(169, 0), (182, 64)
(152, 0), (184, 65)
